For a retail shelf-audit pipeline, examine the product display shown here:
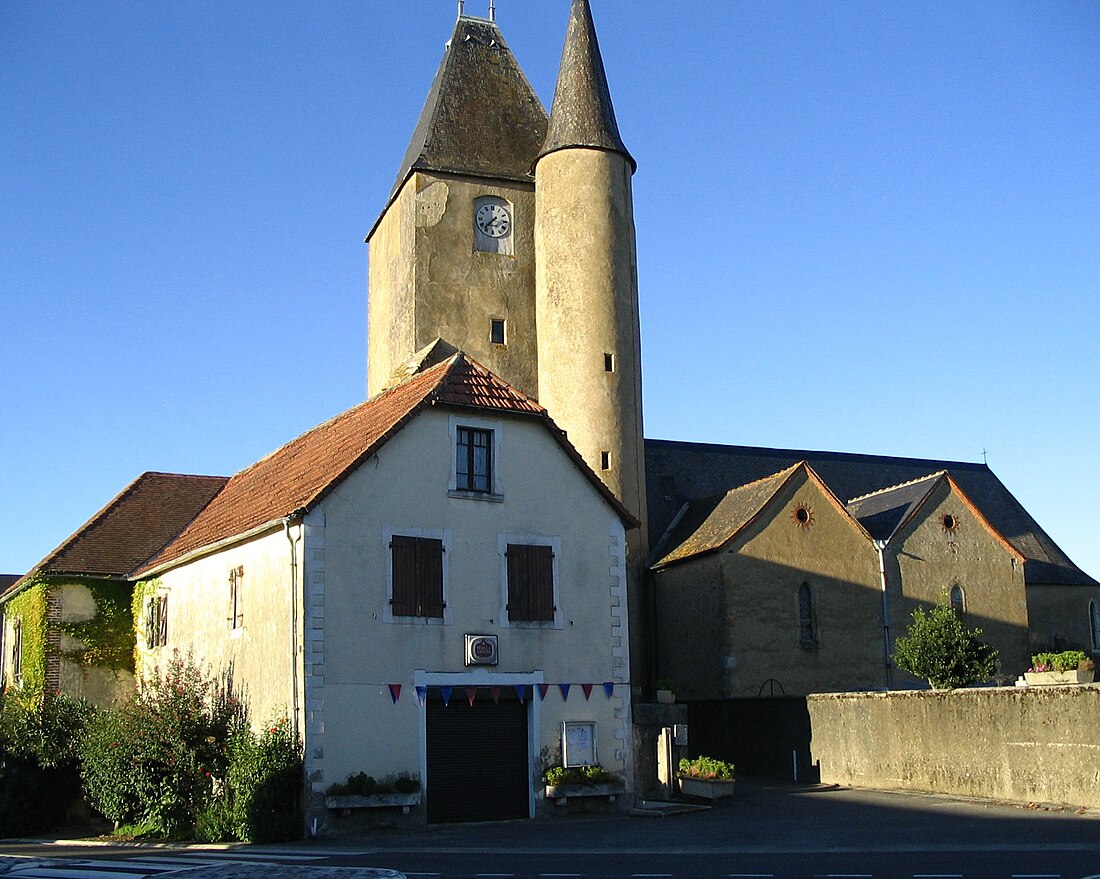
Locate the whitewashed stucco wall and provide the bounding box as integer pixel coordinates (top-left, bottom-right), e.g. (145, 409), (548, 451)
(303, 406), (632, 809)
(136, 531), (300, 730)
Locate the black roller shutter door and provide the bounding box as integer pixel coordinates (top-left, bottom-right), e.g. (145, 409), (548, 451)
(425, 692), (529, 823)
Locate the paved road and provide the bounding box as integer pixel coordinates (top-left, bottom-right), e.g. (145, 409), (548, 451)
(2, 783), (1098, 879)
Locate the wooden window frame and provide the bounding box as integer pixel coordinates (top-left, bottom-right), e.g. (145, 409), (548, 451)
(11, 617), (22, 685)
(456, 426), (493, 494)
(506, 543), (556, 623)
(390, 535), (446, 619)
(146, 594), (168, 649)
(229, 566), (244, 630)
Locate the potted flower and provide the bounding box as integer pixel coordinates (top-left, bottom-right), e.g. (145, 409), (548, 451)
(543, 764), (625, 805)
(655, 678), (676, 704)
(677, 755), (736, 800)
(325, 772), (421, 814)
(1024, 651), (1096, 686)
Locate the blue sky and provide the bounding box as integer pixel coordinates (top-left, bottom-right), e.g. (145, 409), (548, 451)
(2, 1), (1098, 583)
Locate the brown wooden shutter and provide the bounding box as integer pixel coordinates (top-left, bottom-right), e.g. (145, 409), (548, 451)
(418, 538), (445, 617)
(391, 536), (419, 616)
(506, 545), (530, 622)
(507, 544), (554, 622)
(158, 595), (169, 646)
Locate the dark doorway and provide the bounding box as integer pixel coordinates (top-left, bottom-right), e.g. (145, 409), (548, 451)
(425, 692), (530, 823)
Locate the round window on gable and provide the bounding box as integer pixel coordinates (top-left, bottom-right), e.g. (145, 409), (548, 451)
(941, 513), (959, 534)
(792, 505), (814, 528)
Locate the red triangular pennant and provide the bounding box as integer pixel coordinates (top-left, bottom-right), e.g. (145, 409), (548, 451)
(538, 683), (550, 701)
(582, 683), (594, 700)
(389, 684), (402, 704)
(491, 686), (502, 704)
(466, 687), (478, 707)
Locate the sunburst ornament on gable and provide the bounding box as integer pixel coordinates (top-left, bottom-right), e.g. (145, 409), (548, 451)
(941, 513), (959, 534)
(792, 504), (815, 528)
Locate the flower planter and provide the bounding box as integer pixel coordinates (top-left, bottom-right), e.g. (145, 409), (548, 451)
(1024, 670), (1095, 686)
(544, 781), (625, 805)
(325, 792), (421, 815)
(678, 775), (736, 800)
(656, 689), (676, 704)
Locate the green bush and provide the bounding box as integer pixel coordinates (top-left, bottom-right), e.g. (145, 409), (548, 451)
(679, 755), (734, 780)
(543, 764), (619, 786)
(80, 652), (245, 838)
(0, 691), (95, 837)
(222, 718), (302, 843)
(1030, 650), (1089, 672)
(893, 601), (998, 690)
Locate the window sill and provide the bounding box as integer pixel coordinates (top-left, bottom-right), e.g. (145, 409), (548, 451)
(448, 489), (504, 504)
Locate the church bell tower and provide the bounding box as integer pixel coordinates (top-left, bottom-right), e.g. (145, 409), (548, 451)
(534, 0), (648, 545)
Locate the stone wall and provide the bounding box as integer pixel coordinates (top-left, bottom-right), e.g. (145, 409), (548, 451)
(807, 686), (1100, 808)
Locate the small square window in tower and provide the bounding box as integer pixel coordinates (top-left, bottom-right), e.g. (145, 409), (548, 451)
(456, 426), (493, 493)
(490, 319), (506, 346)
(473, 196), (514, 255)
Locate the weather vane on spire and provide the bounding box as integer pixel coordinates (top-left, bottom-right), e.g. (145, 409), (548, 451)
(457, 1), (495, 21)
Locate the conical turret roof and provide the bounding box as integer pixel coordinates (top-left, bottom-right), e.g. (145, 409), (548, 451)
(538, 0), (634, 171)
(385, 15), (547, 204)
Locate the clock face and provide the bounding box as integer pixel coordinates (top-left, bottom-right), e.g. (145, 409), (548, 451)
(475, 203), (511, 238)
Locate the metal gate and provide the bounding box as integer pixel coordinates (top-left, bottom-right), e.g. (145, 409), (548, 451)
(425, 692), (530, 823)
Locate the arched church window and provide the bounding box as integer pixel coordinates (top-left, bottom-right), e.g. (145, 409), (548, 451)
(473, 195), (513, 255)
(798, 583), (816, 646)
(950, 584), (966, 619)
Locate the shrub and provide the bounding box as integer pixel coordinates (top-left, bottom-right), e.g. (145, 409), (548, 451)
(80, 652), (245, 838)
(1030, 650), (1089, 673)
(0, 691), (95, 837)
(543, 764), (619, 786)
(222, 718), (302, 843)
(893, 601), (997, 689)
(678, 755), (734, 780)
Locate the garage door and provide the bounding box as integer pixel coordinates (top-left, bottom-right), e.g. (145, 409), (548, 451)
(425, 691), (530, 823)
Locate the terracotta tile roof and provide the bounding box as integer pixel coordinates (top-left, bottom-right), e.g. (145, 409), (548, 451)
(1, 472), (228, 602)
(139, 354), (634, 576)
(646, 440), (1097, 588)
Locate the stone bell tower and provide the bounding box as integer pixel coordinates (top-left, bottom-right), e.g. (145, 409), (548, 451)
(365, 7), (547, 399)
(534, 0), (648, 547)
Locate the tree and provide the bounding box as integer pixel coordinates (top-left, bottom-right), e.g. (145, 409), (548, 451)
(893, 600), (997, 689)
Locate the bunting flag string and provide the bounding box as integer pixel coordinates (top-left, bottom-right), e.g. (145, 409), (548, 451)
(388, 681), (622, 705)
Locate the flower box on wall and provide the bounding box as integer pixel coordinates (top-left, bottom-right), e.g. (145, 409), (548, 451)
(325, 792), (421, 815)
(1024, 670), (1096, 686)
(544, 781), (625, 805)
(678, 775), (736, 800)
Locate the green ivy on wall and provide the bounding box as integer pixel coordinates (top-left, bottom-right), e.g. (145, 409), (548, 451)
(4, 582), (49, 693)
(131, 579), (161, 672)
(54, 579), (135, 673)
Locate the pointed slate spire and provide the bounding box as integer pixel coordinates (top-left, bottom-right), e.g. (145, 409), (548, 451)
(538, 0), (634, 171)
(387, 15), (548, 202)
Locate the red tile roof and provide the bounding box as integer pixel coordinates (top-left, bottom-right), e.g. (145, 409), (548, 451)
(139, 353), (634, 575)
(1, 472), (228, 601)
